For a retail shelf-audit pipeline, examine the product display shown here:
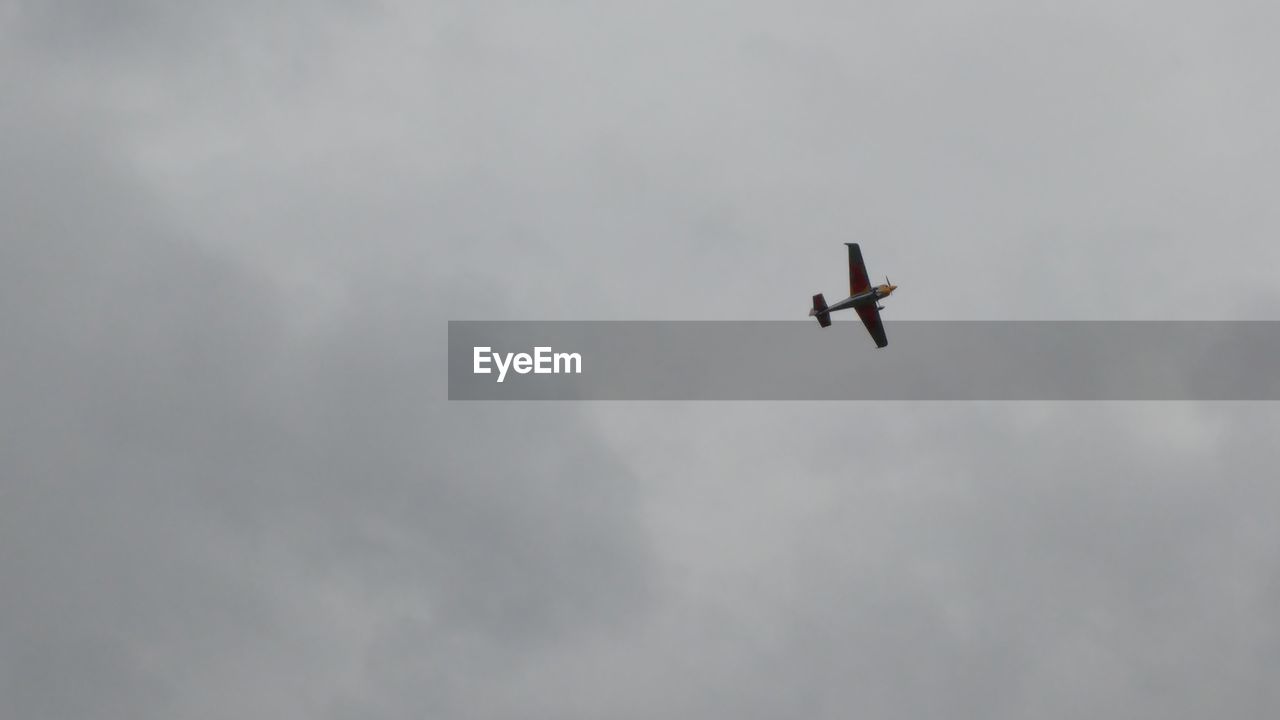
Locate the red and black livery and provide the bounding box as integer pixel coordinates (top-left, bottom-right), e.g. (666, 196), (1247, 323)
(809, 243), (897, 348)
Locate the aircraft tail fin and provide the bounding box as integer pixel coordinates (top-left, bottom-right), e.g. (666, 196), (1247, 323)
(810, 293), (831, 327)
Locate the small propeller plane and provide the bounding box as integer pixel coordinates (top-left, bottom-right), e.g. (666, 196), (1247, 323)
(809, 243), (897, 348)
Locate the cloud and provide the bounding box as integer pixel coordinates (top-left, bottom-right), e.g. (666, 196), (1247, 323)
(574, 403), (1280, 719)
(5, 2), (1280, 719)
(0, 107), (651, 720)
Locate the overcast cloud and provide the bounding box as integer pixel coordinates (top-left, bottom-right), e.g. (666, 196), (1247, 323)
(4, 1), (1280, 718)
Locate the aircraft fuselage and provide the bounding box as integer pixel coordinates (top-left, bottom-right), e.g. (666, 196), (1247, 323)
(826, 284), (896, 313)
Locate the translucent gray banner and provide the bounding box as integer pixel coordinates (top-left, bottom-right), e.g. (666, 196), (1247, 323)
(447, 321), (1280, 400)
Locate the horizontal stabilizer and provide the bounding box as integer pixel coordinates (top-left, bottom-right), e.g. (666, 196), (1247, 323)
(810, 293), (831, 328)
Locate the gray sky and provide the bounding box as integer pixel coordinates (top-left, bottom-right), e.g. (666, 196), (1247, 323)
(4, 1), (1280, 718)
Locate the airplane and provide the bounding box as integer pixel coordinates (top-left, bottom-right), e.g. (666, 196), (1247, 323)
(809, 243), (898, 348)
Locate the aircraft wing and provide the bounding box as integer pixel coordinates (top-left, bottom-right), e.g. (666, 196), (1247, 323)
(855, 304), (888, 348)
(846, 243), (872, 295)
